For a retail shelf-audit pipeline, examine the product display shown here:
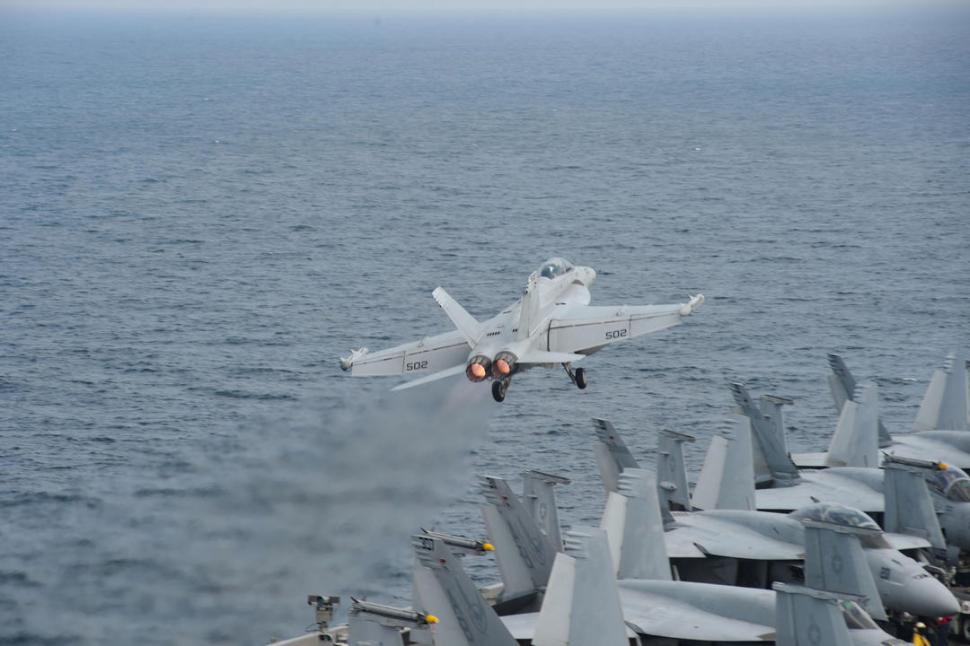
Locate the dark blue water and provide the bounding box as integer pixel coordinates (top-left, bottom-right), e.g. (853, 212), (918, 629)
(1, 6), (968, 644)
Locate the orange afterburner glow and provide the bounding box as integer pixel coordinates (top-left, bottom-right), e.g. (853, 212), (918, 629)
(494, 359), (511, 376)
(465, 355), (492, 382)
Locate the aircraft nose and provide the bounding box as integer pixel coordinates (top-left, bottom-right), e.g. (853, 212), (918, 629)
(904, 574), (960, 617)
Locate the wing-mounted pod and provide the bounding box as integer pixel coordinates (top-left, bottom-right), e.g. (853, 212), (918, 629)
(915, 351), (970, 432)
(591, 418), (641, 494)
(773, 583), (856, 646)
(826, 383), (880, 467)
(411, 535), (517, 646)
(480, 476), (559, 596)
(520, 470), (569, 549)
(692, 415), (757, 511)
(883, 457), (947, 554)
(418, 529), (495, 556)
(801, 519), (887, 620)
(533, 528), (628, 646)
(346, 597), (439, 646)
(730, 383), (801, 485)
(599, 468), (672, 581)
(827, 354), (893, 447)
(657, 428), (695, 513)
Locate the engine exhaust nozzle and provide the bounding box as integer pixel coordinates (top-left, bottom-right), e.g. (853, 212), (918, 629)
(465, 356), (492, 382)
(491, 352), (517, 379)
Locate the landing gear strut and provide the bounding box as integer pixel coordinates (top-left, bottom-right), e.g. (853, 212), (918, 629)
(563, 364), (587, 390)
(492, 378), (510, 403)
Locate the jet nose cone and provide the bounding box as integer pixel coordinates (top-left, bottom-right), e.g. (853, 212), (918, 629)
(906, 575), (960, 617)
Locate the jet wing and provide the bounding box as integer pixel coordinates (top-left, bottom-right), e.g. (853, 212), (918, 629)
(547, 295), (703, 355)
(341, 329), (470, 377)
(619, 581), (774, 642)
(755, 471), (885, 513)
(667, 517), (804, 561)
(883, 531), (932, 551)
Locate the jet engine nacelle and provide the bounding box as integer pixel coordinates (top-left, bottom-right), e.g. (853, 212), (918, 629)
(491, 351), (517, 379)
(465, 355), (492, 382)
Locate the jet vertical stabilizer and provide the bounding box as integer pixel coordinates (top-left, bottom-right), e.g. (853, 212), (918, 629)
(533, 528), (628, 646)
(883, 459), (947, 552)
(480, 476), (558, 592)
(431, 287), (482, 345)
(521, 470), (569, 549)
(657, 428), (695, 512)
(915, 351), (969, 431)
(591, 418), (640, 494)
(827, 354), (893, 447)
(730, 383), (801, 485)
(600, 468), (672, 580)
(411, 535), (518, 646)
(802, 519), (887, 620)
(773, 583), (854, 646)
(692, 415), (757, 511)
(826, 383), (880, 467)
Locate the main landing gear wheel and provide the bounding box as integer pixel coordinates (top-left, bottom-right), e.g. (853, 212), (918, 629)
(574, 367), (587, 389)
(492, 379), (508, 403)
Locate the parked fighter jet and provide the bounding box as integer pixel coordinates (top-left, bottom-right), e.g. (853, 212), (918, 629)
(794, 352), (970, 468)
(339, 257), (704, 401)
(590, 418), (959, 619)
(731, 382), (970, 560)
(472, 470), (905, 644)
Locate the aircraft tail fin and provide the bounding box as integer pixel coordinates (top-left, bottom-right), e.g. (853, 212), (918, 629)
(600, 468), (672, 580)
(802, 519), (886, 620)
(692, 415), (756, 511)
(883, 458), (947, 552)
(432, 287), (482, 345)
(657, 428), (695, 513)
(730, 383), (801, 484)
(825, 383), (880, 467)
(521, 470), (569, 550)
(773, 583), (854, 646)
(915, 351), (970, 431)
(411, 535), (518, 646)
(591, 418), (641, 493)
(533, 527), (628, 646)
(516, 272), (541, 341)
(827, 354), (892, 447)
(480, 476), (558, 592)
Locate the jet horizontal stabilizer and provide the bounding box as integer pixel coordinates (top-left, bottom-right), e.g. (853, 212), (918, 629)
(517, 350), (585, 365)
(390, 364), (465, 391)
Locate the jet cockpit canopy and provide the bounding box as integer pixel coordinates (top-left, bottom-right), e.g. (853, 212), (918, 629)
(538, 257), (575, 280)
(789, 502), (882, 532)
(927, 465), (970, 502)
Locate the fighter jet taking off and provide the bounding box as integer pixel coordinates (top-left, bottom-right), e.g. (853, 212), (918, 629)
(339, 257), (704, 401)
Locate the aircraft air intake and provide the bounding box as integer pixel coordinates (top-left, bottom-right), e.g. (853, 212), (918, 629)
(465, 355), (492, 382)
(491, 351), (517, 379)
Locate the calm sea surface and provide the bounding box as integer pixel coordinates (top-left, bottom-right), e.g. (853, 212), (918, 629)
(1, 7), (968, 644)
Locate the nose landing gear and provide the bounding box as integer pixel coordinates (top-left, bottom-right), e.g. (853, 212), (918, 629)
(492, 378), (510, 402)
(563, 364), (587, 390)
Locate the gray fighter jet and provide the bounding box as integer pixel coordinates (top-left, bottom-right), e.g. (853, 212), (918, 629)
(447, 471), (905, 644)
(731, 381), (970, 559)
(794, 352), (970, 468)
(591, 418), (959, 619)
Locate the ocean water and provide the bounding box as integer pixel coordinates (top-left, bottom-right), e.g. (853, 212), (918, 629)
(1, 6), (968, 644)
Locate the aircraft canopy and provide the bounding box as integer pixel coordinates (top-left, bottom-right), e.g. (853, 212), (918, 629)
(788, 502), (881, 532)
(927, 466), (970, 502)
(538, 257), (575, 279)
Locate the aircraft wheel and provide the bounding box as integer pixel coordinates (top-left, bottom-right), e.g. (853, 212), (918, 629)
(492, 380), (506, 403)
(575, 368), (587, 389)
(962, 615), (970, 642)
